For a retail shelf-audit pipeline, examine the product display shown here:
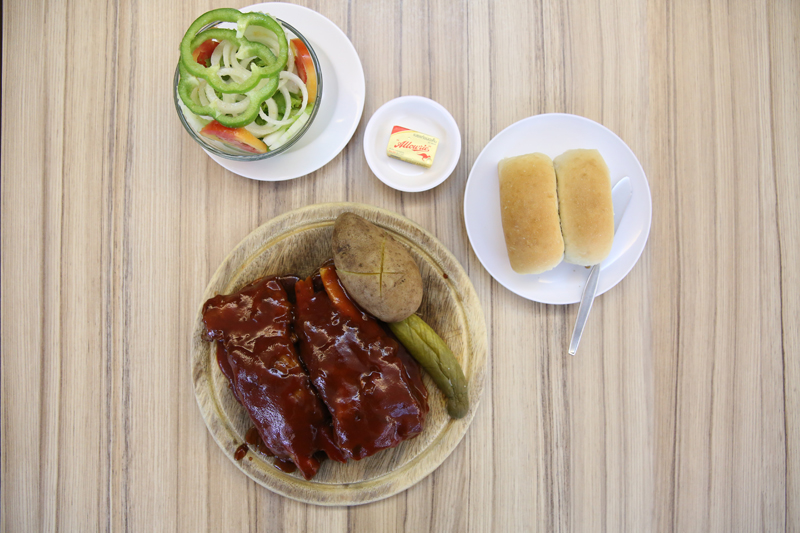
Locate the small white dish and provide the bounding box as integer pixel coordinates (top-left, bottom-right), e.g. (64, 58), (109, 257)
(464, 113), (652, 305)
(206, 3), (366, 181)
(363, 96), (461, 192)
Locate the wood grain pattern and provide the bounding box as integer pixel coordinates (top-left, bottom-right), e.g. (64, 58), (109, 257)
(190, 203), (487, 505)
(2, 0), (798, 531)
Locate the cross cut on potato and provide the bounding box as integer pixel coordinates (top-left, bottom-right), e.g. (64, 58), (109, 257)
(332, 213), (423, 323)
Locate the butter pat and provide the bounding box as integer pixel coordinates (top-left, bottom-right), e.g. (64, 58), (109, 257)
(386, 126), (439, 168)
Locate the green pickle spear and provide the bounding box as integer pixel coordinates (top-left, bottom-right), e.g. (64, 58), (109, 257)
(389, 314), (469, 419)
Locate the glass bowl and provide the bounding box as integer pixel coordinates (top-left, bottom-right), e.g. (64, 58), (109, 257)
(174, 17), (322, 161)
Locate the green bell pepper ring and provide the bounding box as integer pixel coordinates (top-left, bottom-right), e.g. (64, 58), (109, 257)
(179, 9), (287, 94)
(188, 28), (266, 62)
(235, 11), (288, 76)
(178, 63), (280, 128)
(187, 28), (276, 92)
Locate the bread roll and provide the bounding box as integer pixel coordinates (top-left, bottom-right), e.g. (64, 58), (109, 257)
(553, 149), (614, 265)
(497, 153), (564, 274)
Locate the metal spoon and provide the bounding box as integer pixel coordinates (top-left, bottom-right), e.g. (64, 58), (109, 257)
(568, 177), (632, 356)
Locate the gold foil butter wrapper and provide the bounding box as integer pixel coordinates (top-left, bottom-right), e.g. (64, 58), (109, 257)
(386, 126), (439, 168)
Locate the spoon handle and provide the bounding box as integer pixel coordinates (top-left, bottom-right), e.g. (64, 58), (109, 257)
(568, 264), (601, 355)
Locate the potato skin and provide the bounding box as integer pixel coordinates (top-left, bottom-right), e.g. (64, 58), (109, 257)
(332, 213), (423, 323)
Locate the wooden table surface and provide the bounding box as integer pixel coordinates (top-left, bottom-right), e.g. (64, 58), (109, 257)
(2, 0), (798, 531)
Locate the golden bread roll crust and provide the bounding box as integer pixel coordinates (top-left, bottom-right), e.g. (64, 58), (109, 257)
(553, 149), (614, 266)
(497, 153), (564, 274)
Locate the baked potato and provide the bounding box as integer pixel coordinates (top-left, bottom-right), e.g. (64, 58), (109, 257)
(332, 213), (423, 323)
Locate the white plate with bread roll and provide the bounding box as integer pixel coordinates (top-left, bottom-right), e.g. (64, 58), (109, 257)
(464, 113), (651, 304)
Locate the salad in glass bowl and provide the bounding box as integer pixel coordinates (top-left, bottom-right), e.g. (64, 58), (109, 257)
(174, 8), (322, 160)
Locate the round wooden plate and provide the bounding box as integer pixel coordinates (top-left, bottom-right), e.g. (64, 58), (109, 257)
(191, 203), (488, 506)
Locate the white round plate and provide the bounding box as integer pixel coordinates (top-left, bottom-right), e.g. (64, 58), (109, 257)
(464, 113), (652, 304)
(206, 3), (366, 181)
(363, 96), (461, 192)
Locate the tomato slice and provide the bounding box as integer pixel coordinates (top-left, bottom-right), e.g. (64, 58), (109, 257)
(290, 39), (317, 102)
(293, 52), (308, 84)
(200, 121), (268, 154)
(192, 39), (220, 67)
